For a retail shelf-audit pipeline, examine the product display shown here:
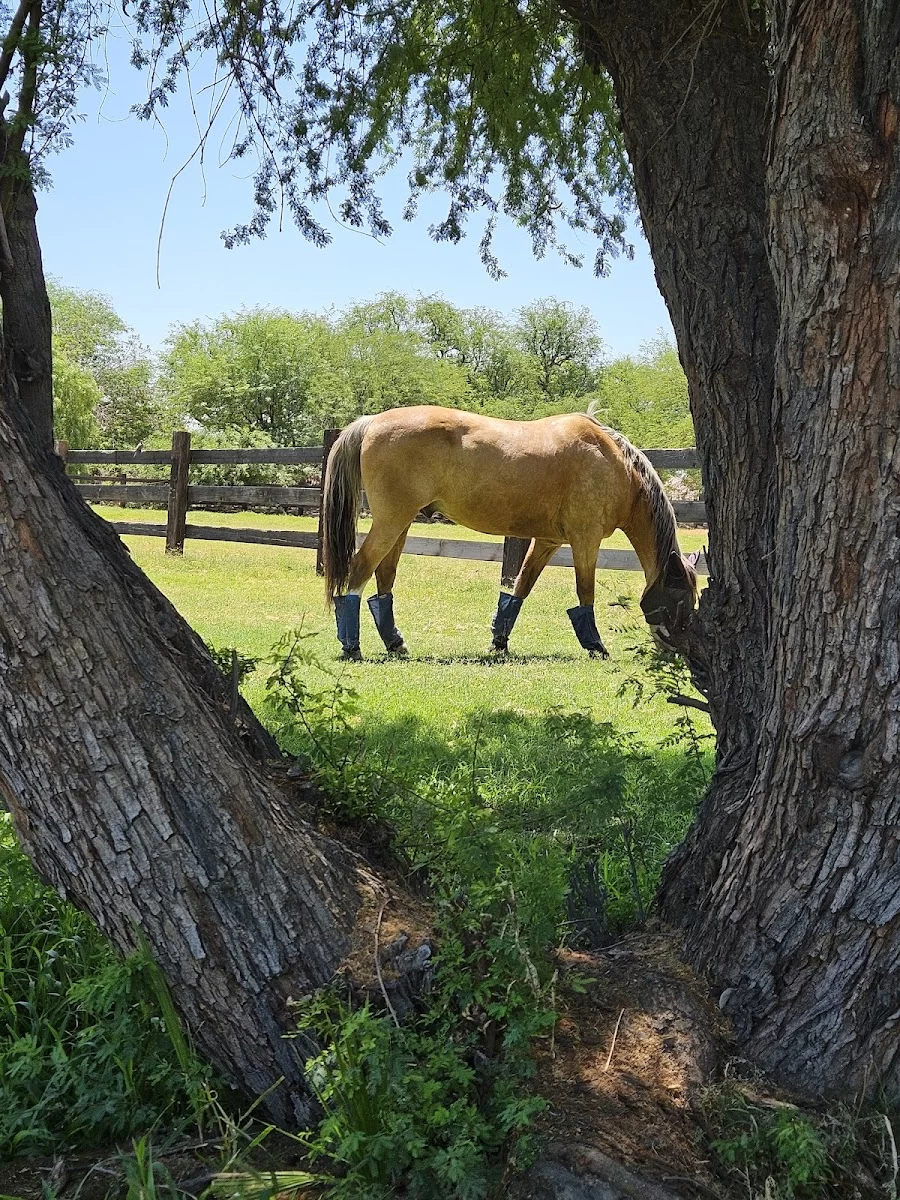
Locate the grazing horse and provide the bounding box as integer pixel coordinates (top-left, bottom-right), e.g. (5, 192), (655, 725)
(322, 405), (699, 659)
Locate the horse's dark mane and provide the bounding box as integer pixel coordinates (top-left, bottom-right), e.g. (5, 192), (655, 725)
(585, 404), (678, 580)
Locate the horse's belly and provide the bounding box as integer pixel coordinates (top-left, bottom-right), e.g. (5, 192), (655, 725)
(434, 496), (561, 542)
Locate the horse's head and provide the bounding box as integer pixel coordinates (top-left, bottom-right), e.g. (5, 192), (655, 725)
(639, 550), (700, 650)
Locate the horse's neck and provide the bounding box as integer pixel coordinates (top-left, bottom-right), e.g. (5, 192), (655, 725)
(622, 495), (662, 587)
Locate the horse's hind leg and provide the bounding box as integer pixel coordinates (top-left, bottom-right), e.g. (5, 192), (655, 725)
(369, 527), (411, 655)
(567, 540), (609, 658)
(491, 538), (561, 652)
(334, 516), (415, 658)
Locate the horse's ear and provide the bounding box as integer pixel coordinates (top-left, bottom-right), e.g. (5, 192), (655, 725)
(685, 550), (701, 568)
(665, 550), (686, 582)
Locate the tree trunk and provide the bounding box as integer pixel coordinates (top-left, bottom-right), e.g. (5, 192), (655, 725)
(0, 171), (54, 456)
(566, 1), (779, 909)
(0, 403), (397, 1124)
(655, 0), (900, 1095)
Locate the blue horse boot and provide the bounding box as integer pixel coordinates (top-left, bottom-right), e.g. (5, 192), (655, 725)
(491, 592), (524, 651)
(367, 592), (407, 654)
(334, 593), (362, 659)
(567, 604), (610, 658)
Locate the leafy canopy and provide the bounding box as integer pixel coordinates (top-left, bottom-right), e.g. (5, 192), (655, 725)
(48, 281), (157, 448)
(128, 0), (632, 274)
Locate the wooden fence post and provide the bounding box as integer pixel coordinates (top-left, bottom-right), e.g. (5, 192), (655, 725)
(316, 428), (341, 576)
(166, 431), (191, 555)
(500, 537), (530, 589)
(54, 440), (70, 465)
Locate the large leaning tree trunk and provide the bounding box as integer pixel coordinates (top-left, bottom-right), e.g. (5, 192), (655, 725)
(0, 406), (403, 1125)
(655, 0), (900, 1094)
(0, 0), (55, 459)
(0, 168), (54, 456)
(565, 0), (779, 907)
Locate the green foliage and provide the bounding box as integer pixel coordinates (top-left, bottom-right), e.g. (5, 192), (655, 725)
(160, 309), (340, 445)
(295, 870), (552, 1200)
(260, 632), (705, 1196)
(333, 302), (475, 420)
(514, 299), (604, 402)
(47, 281), (691, 457)
(160, 303), (476, 447)
(262, 626), (706, 938)
(158, 293), (690, 454)
(51, 348), (100, 447)
(0, 816), (211, 1156)
(262, 630), (386, 825)
(119, 1135), (183, 1200)
(591, 335), (694, 449)
(705, 1087), (900, 1198)
(297, 985), (546, 1200)
(48, 280), (158, 449)
(130, 0), (631, 275)
(207, 643), (262, 685)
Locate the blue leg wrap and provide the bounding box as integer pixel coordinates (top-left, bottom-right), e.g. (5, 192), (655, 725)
(367, 592), (405, 651)
(334, 594), (362, 656)
(491, 592), (524, 650)
(567, 604), (609, 658)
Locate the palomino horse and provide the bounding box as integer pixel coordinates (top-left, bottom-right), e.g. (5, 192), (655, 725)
(322, 405), (699, 659)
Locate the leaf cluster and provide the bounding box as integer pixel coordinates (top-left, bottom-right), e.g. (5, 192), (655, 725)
(127, 0), (632, 271)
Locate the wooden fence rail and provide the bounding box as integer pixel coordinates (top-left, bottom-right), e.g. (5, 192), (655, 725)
(58, 431), (707, 576)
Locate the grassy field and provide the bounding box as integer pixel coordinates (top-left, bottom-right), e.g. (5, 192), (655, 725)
(94, 505), (708, 747)
(92, 503), (713, 932)
(0, 504), (713, 1173)
(1, 507), (884, 1200)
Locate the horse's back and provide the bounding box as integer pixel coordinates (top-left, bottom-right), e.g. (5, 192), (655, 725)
(362, 405), (614, 458)
(358, 406), (633, 542)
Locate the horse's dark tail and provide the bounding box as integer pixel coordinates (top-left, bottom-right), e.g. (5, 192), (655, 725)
(323, 416), (374, 605)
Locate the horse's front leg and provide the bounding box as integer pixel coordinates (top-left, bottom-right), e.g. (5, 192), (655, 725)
(568, 541), (609, 658)
(491, 539), (561, 652)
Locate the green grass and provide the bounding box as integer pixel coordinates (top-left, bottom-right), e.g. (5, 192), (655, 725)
(0, 504), (712, 1169)
(94, 505), (708, 745)
(93, 504), (711, 929)
(0, 821), (209, 1157)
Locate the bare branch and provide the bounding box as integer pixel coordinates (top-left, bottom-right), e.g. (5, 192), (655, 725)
(667, 694), (711, 714)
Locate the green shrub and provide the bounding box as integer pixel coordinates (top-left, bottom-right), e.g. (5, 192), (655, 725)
(0, 818), (210, 1155)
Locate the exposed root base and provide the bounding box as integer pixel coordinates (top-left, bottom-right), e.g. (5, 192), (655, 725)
(522, 929), (732, 1198)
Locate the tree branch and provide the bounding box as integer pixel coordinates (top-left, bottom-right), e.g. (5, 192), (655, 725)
(9, 0), (40, 157)
(0, 0), (34, 95)
(667, 693), (711, 714)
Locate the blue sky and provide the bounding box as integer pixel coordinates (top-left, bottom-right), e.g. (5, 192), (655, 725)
(36, 30), (673, 358)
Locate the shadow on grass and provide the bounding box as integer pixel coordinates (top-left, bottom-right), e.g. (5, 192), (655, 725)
(282, 695), (712, 937)
(352, 652), (592, 667)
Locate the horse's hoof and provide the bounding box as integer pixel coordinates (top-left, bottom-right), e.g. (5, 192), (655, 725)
(387, 642), (409, 658)
(588, 646), (610, 660)
(340, 648), (362, 661)
(491, 639), (509, 654)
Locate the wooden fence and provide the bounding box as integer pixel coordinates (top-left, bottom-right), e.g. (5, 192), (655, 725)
(59, 431), (707, 581)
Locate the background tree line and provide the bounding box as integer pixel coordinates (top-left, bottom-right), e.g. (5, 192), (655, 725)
(50, 281), (694, 455)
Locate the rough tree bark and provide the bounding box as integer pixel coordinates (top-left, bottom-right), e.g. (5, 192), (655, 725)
(564, 0), (779, 908)
(0, 410), (400, 1124)
(0, 0), (55, 460)
(653, 0), (900, 1094)
(0, 172), (54, 455)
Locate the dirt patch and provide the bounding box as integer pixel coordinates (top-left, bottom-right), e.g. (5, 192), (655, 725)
(530, 928), (733, 1198)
